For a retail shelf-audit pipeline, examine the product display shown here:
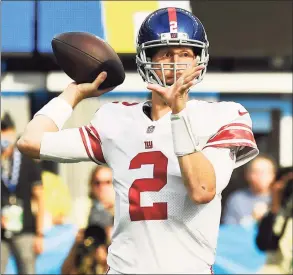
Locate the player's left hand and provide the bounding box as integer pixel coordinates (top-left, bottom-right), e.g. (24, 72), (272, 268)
(147, 59), (205, 114)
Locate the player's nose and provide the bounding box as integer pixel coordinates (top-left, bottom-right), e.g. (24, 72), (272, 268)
(173, 54), (180, 63)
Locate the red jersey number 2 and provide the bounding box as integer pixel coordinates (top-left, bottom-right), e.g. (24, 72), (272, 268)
(128, 151), (168, 221)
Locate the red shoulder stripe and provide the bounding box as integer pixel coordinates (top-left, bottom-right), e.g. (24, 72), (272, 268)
(79, 126), (106, 164)
(84, 126), (106, 164)
(208, 129), (256, 144)
(217, 123), (251, 133)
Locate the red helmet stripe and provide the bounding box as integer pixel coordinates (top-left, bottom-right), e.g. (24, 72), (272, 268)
(167, 7), (178, 33)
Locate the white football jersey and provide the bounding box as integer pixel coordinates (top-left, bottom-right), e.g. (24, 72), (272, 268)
(78, 99), (258, 274)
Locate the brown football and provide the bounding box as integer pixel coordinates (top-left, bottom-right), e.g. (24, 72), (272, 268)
(51, 32), (125, 90)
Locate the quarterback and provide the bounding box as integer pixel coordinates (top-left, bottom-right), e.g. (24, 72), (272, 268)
(18, 7), (259, 274)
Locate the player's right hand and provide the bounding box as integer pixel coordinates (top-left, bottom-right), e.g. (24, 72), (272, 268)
(76, 72), (114, 98)
(61, 72), (114, 107)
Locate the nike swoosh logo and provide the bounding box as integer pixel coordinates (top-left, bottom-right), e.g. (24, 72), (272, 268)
(238, 110), (248, 116)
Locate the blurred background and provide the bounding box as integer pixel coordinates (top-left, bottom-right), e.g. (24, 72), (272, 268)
(1, 1), (292, 274)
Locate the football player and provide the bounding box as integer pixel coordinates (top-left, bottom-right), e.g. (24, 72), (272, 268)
(17, 7), (259, 274)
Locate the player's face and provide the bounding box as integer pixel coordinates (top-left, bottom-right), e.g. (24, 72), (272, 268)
(151, 46), (197, 85)
(246, 158), (276, 194)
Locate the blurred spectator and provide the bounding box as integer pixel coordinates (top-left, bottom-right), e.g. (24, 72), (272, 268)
(1, 113), (45, 274)
(87, 166), (114, 237)
(223, 154), (277, 225)
(62, 166), (114, 274)
(71, 166), (115, 240)
(62, 225), (108, 275)
(256, 167), (293, 274)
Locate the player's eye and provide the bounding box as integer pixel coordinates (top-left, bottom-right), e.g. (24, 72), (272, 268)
(165, 52), (173, 58)
(182, 52), (193, 58)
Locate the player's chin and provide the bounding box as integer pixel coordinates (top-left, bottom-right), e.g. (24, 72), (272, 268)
(165, 76), (181, 86)
(158, 73), (181, 86)
(165, 80), (175, 86)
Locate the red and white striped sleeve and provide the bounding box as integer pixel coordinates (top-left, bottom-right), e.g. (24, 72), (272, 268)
(40, 107), (107, 164)
(203, 109), (259, 168)
(79, 124), (106, 165)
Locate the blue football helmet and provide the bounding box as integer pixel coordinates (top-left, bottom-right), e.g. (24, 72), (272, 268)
(136, 7), (209, 87)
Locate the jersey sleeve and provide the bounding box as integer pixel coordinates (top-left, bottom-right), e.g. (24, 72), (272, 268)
(40, 107), (107, 164)
(201, 147), (236, 194)
(202, 103), (259, 168)
(40, 128), (96, 163)
(79, 123), (106, 164)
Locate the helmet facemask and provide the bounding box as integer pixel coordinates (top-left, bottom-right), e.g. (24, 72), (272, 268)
(136, 32), (209, 87)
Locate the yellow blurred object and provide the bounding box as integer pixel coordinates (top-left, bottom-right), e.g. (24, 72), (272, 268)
(70, 196), (92, 229)
(102, 1), (191, 53)
(103, 1), (159, 53)
(42, 171), (72, 224)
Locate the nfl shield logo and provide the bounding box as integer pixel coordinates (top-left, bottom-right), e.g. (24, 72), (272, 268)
(147, 125), (155, 134)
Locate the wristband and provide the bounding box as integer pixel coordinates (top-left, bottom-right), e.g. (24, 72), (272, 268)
(34, 97), (73, 131)
(171, 108), (200, 156)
